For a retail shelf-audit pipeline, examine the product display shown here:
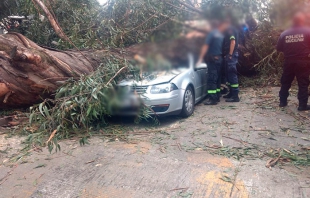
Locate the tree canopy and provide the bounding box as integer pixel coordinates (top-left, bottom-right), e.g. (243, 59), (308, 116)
(1, 0), (292, 50)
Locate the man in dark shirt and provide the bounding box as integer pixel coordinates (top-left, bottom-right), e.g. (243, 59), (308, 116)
(222, 22), (240, 102)
(197, 21), (224, 105)
(277, 12), (310, 111)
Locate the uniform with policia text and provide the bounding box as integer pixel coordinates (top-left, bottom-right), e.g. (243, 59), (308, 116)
(204, 29), (224, 103)
(277, 26), (310, 110)
(222, 26), (240, 102)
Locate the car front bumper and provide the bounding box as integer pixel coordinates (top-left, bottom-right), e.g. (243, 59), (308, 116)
(116, 89), (185, 116)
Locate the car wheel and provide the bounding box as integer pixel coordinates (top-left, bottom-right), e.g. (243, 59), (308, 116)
(180, 86), (195, 117)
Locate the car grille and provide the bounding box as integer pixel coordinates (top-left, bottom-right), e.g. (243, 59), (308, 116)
(131, 85), (148, 94)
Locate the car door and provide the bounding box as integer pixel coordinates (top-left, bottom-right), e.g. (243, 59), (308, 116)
(193, 64), (207, 102)
(192, 70), (202, 102)
(200, 64), (208, 98)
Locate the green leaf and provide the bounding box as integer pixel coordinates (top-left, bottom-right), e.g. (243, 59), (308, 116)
(92, 109), (98, 118)
(220, 176), (233, 183)
(29, 113), (34, 125)
(87, 105), (92, 116)
(57, 144), (61, 151)
(34, 164), (46, 169)
(43, 106), (50, 118)
(92, 92), (98, 100)
(48, 142), (53, 154)
(39, 103), (45, 117)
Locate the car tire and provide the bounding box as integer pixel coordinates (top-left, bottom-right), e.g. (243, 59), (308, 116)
(180, 86), (195, 117)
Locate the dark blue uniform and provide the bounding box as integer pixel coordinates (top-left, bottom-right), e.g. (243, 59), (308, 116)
(204, 29), (224, 101)
(277, 27), (310, 108)
(222, 26), (239, 99)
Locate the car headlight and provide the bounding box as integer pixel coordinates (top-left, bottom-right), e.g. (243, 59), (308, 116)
(150, 83), (178, 94)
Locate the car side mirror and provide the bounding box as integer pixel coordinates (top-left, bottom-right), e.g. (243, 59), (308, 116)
(194, 63), (207, 71)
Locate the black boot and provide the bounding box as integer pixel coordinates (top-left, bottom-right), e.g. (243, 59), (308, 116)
(203, 94), (217, 105)
(223, 91), (232, 99)
(217, 93), (221, 102)
(279, 101), (287, 107)
(204, 100), (218, 105)
(279, 98), (287, 107)
(225, 92), (240, 102)
(223, 88), (232, 98)
(297, 105), (310, 111)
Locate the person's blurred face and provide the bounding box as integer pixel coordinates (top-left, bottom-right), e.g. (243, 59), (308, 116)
(218, 20), (230, 32)
(292, 12), (306, 27)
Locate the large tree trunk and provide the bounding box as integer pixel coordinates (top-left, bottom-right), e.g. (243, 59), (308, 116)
(0, 33), (100, 109)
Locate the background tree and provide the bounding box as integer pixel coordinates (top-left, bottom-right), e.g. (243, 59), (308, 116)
(1, 0), (195, 49)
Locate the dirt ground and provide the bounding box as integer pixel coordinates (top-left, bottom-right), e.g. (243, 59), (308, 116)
(0, 87), (310, 198)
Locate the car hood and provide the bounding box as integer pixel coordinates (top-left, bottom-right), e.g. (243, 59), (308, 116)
(118, 68), (187, 86)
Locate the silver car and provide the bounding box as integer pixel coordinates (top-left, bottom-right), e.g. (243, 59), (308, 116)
(117, 55), (208, 117)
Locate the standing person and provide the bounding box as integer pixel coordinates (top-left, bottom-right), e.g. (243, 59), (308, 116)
(222, 20), (240, 102)
(197, 21), (225, 105)
(277, 12), (310, 111)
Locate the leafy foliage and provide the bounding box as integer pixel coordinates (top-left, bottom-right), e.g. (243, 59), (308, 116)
(248, 21), (284, 85)
(1, 0), (195, 49)
(28, 55), (156, 151)
(201, 0), (270, 22)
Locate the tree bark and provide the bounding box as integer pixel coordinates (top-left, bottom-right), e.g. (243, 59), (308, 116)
(0, 33), (99, 109)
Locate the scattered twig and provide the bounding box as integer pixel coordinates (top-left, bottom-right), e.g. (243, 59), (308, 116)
(3, 91), (13, 103)
(46, 129), (57, 144)
(169, 187), (189, 191)
(253, 50), (277, 68)
(222, 136), (248, 146)
(176, 141), (182, 151)
(38, 173), (45, 179)
(85, 160), (95, 164)
(200, 114), (208, 124)
(297, 113), (310, 122)
(229, 161), (242, 197)
(159, 146), (166, 153)
(205, 145), (222, 149)
(266, 150), (282, 169)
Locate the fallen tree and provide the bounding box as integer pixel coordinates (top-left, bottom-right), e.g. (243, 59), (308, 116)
(0, 0), (207, 109)
(0, 26), (280, 109)
(0, 0), (290, 109)
(0, 31), (208, 109)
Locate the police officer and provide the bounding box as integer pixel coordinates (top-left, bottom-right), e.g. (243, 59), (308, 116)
(222, 20), (240, 102)
(197, 21), (225, 105)
(277, 12), (310, 111)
